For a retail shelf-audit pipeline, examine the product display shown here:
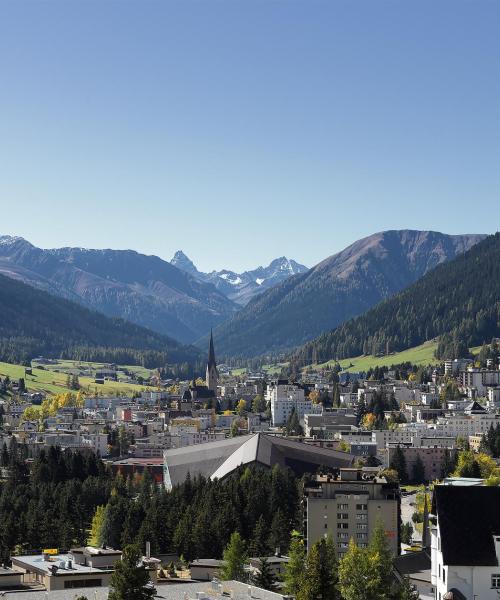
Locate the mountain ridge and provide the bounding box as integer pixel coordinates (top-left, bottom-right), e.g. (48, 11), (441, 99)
(293, 232), (500, 365)
(206, 229), (486, 357)
(170, 251), (308, 305)
(0, 271), (202, 368)
(0, 236), (237, 344)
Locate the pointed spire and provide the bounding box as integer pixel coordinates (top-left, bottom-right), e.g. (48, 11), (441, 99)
(208, 329), (216, 368)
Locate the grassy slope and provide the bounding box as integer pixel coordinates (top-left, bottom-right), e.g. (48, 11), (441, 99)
(308, 341), (440, 372)
(307, 341), (484, 373)
(0, 359), (155, 396)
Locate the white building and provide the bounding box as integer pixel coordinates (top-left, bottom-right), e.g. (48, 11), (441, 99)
(460, 368), (500, 397)
(431, 484), (500, 599)
(433, 413), (500, 437)
(266, 380), (321, 426)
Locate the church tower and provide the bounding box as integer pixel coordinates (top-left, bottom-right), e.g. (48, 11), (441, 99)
(206, 329), (218, 395)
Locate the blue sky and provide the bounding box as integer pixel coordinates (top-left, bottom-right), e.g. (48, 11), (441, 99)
(0, 1), (499, 272)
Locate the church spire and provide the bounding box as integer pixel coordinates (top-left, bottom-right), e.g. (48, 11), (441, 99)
(206, 329), (218, 395)
(208, 329), (216, 369)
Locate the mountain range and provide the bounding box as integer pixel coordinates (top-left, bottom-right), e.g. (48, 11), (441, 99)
(0, 272), (202, 367)
(208, 230), (486, 357)
(294, 232), (500, 365)
(171, 251), (308, 305)
(0, 236), (237, 344)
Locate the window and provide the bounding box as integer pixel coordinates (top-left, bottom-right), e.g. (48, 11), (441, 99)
(337, 523), (348, 529)
(338, 533), (348, 540)
(338, 503), (348, 510)
(356, 514), (367, 521)
(356, 504), (368, 511)
(337, 513), (349, 520)
(492, 574), (500, 588)
(357, 524), (368, 531)
(356, 533), (367, 540)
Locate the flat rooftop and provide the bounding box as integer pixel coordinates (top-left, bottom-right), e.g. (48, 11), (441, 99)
(12, 554), (113, 576)
(2, 579), (288, 600)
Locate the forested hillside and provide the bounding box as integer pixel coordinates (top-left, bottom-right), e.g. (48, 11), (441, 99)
(209, 230), (484, 357)
(0, 273), (202, 368)
(294, 233), (500, 365)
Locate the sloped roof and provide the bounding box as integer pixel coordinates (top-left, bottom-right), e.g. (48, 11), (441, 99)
(433, 485), (500, 566)
(164, 433), (354, 488)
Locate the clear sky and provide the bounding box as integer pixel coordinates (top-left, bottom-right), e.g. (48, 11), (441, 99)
(0, 1), (499, 272)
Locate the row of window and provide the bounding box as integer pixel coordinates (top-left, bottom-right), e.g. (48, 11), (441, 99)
(337, 503), (368, 510)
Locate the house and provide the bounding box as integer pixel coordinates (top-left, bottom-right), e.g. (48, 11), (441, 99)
(189, 559), (224, 581)
(431, 485), (500, 599)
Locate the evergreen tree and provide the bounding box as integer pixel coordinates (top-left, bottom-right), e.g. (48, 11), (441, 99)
(108, 544), (156, 600)
(267, 508), (291, 554)
(389, 445), (408, 483)
(297, 536), (338, 600)
(368, 519), (394, 596)
(411, 454), (426, 483)
(220, 532), (247, 582)
(441, 448), (456, 478)
(249, 515), (271, 557)
(251, 557), (278, 591)
(285, 408), (303, 436)
(338, 539), (382, 600)
(283, 535), (306, 596)
(397, 576), (420, 600)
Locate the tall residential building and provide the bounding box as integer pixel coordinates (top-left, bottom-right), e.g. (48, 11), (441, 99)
(206, 330), (218, 395)
(303, 468), (400, 557)
(266, 379), (321, 426)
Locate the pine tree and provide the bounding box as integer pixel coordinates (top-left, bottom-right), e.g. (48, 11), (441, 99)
(267, 508), (290, 554)
(368, 519), (394, 595)
(108, 545), (156, 600)
(251, 557), (278, 591)
(297, 536), (338, 600)
(389, 445), (408, 483)
(220, 532), (247, 582)
(338, 539), (382, 600)
(411, 454), (426, 483)
(283, 535), (305, 596)
(249, 515), (271, 557)
(397, 576), (420, 600)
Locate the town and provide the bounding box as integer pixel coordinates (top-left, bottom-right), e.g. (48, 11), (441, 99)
(1, 333), (500, 599)
(2, 1), (499, 598)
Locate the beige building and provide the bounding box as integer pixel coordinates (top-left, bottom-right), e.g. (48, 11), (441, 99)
(304, 468), (400, 558)
(387, 444), (458, 482)
(11, 547), (158, 592)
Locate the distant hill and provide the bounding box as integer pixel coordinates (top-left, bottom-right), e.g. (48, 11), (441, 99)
(207, 230), (486, 357)
(0, 236), (237, 343)
(0, 272), (202, 368)
(171, 251), (308, 305)
(294, 233), (500, 365)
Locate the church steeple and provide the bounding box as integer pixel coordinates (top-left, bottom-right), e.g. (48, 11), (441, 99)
(206, 329), (218, 395)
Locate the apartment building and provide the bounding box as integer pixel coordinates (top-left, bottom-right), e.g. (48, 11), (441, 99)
(266, 379), (321, 426)
(303, 468), (400, 557)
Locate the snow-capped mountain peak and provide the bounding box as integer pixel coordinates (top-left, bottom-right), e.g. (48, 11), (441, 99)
(169, 251), (308, 305)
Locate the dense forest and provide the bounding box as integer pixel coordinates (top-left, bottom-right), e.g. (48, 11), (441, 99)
(293, 233), (500, 365)
(0, 273), (202, 368)
(0, 443), (300, 563)
(210, 230), (483, 358)
(0, 443), (111, 562)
